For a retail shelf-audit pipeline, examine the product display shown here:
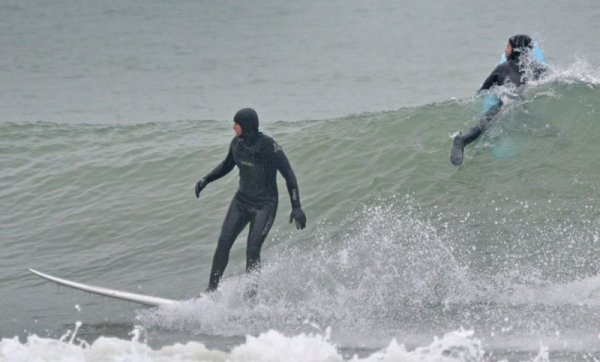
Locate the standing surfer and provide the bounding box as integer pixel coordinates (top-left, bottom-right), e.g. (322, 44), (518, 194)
(195, 108), (306, 296)
(450, 34), (548, 166)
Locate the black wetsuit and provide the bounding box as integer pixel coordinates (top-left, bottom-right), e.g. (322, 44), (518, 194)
(466, 60), (547, 140)
(202, 131), (301, 291)
(480, 59), (532, 91)
(460, 60), (526, 146)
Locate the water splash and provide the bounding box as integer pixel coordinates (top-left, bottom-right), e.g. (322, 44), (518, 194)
(0, 324), (499, 362)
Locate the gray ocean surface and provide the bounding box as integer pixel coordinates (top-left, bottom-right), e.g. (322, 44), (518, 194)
(2, 1), (600, 361)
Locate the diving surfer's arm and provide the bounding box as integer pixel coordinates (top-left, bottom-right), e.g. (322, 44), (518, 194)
(478, 64), (503, 92)
(479, 72), (499, 92)
(532, 62), (549, 81)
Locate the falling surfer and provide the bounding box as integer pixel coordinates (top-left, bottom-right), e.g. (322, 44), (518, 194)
(450, 34), (548, 166)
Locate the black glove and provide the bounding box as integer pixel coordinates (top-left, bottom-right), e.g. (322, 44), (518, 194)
(194, 178), (208, 198)
(289, 207), (306, 230)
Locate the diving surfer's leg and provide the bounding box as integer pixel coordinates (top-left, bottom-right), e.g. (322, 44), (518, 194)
(461, 124), (483, 144)
(477, 105), (501, 134)
(450, 125), (483, 166)
(207, 198), (250, 292)
(450, 106), (502, 166)
(244, 202), (277, 301)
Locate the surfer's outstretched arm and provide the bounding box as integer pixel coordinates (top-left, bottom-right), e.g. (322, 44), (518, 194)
(195, 144), (235, 198)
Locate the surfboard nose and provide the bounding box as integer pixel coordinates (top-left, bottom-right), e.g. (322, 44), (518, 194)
(28, 268), (178, 307)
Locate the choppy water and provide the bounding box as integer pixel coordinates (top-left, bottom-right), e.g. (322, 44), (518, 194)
(2, 1), (600, 361)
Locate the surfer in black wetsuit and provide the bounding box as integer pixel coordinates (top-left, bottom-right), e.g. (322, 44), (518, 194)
(194, 108), (306, 294)
(450, 34), (548, 166)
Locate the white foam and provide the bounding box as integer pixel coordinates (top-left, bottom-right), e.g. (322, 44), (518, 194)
(505, 274), (600, 306)
(0, 325), (225, 362)
(138, 196), (476, 339)
(538, 58), (600, 85)
(0, 326), (494, 362)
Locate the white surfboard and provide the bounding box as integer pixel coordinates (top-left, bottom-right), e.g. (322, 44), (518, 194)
(29, 268), (178, 307)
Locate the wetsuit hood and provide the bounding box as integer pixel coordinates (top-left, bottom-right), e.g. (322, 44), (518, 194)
(234, 108), (259, 139)
(508, 34), (533, 61)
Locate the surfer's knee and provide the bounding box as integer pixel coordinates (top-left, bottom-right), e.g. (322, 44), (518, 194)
(216, 233), (236, 251)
